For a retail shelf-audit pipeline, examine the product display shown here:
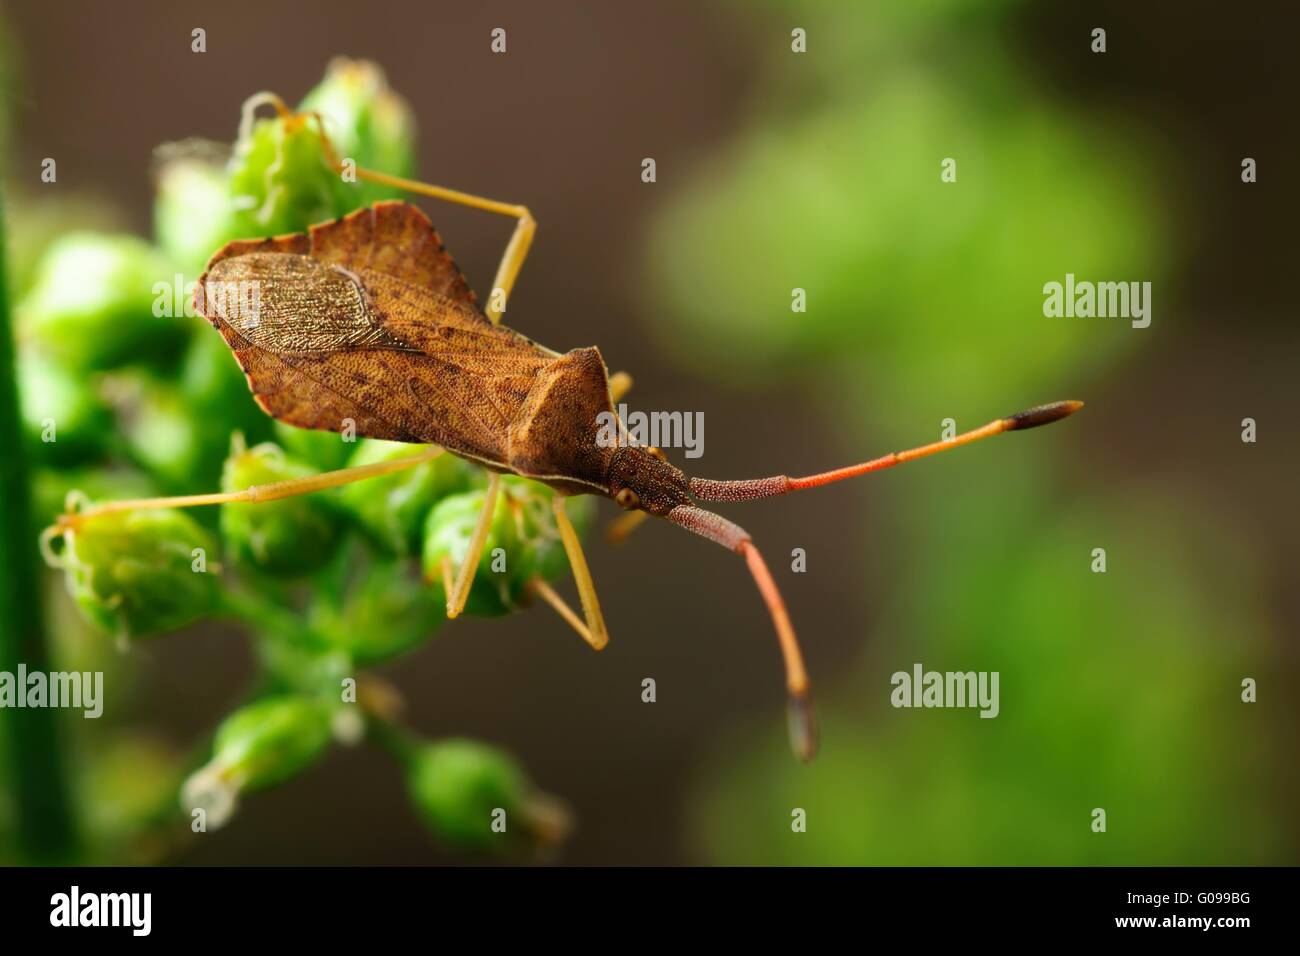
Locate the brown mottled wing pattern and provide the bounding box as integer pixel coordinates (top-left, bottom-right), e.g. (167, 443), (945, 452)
(196, 201), (553, 464)
(305, 200), (477, 305)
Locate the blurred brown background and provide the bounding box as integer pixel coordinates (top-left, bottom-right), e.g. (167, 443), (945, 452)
(5, 0), (1297, 864)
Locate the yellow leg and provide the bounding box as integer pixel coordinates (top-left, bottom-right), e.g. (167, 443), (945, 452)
(438, 555), (455, 604)
(278, 98), (535, 326)
(605, 509), (649, 545)
(606, 368), (636, 453)
(347, 158), (534, 325)
(446, 472), (502, 619)
(51, 446), (444, 532)
(526, 577), (602, 651)
(552, 495), (609, 650)
(608, 371), (633, 403)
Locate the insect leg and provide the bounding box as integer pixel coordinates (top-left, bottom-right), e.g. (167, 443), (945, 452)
(551, 495), (610, 650)
(438, 556), (456, 606)
(50, 447), (445, 531)
(301, 111), (534, 326)
(248, 96), (536, 325)
(525, 577), (602, 650)
(604, 509), (649, 545)
(607, 371), (633, 403)
(445, 472), (502, 619)
(666, 504), (817, 762)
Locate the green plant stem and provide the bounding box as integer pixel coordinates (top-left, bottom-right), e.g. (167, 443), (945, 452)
(217, 584), (310, 641)
(0, 192), (79, 863)
(366, 712), (420, 765)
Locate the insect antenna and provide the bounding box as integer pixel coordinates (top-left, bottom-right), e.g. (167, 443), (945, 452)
(689, 400), (1084, 503)
(666, 505), (817, 762)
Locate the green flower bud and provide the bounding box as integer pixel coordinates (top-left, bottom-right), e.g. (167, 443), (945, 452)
(298, 57), (417, 209)
(153, 151), (241, 276)
(421, 477), (594, 616)
(219, 439), (342, 576)
(406, 739), (569, 851)
(311, 562), (443, 666)
(339, 440), (480, 556)
(228, 110), (338, 237)
(522, 481), (596, 585)
(420, 486), (514, 618)
(50, 507), (220, 639)
(182, 696), (333, 829)
(272, 421), (352, 472)
(17, 347), (112, 466)
(17, 233), (186, 371)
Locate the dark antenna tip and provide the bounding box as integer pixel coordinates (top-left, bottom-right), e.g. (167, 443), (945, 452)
(787, 693), (819, 763)
(1004, 400), (1085, 431)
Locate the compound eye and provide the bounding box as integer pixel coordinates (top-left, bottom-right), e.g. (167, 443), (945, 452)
(615, 488), (640, 511)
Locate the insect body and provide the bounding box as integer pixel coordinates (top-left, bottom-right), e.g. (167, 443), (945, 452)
(52, 100), (1084, 761)
(200, 203), (636, 500)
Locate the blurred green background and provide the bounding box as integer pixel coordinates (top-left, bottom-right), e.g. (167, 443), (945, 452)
(0, 0), (1295, 864)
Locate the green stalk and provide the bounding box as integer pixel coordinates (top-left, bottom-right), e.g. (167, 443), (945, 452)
(0, 192), (79, 862)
